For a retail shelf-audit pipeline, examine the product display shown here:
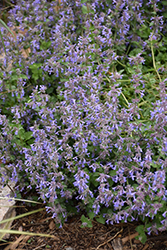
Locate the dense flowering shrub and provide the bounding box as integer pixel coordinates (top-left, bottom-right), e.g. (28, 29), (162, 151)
(0, 0), (167, 240)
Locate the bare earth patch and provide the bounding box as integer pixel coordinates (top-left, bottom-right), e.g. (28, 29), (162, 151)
(1, 202), (167, 250)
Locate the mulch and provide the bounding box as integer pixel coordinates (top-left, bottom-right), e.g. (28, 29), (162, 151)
(0, 200), (167, 250)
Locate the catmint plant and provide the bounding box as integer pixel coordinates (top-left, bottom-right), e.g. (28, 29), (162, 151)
(0, 0), (167, 240)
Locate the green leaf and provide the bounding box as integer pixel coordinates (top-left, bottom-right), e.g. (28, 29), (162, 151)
(163, 13), (167, 18)
(90, 172), (99, 187)
(29, 63), (42, 70)
(47, 87), (54, 94)
(135, 225), (144, 234)
(40, 40), (51, 50)
(80, 215), (93, 228)
(82, 5), (88, 14)
(109, 170), (117, 177)
(108, 178), (114, 187)
(129, 48), (142, 57)
(17, 129), (25, 140)
(60, 78), (68, 82)
(145, 223), (152, 231)
(96, 215), (105, 224)
(24, 131), (33, 141)
(135, 233), (147, 244)
(88, 212), (95, 220)
(89, 23), (95, 31)
(20, 74), (28, 79)
(162, 1), (167, 5)
(150, 162), (158, 168)
(135, 225), (147, 244)
(11, 75), (19, 81)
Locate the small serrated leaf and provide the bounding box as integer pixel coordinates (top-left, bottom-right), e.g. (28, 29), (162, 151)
(135, 233), (147, 244)
(88, 212), (95, 220)
(135, 225), (145, 234)
(82, 5), (88, 14)
(96, 215), (105, 224)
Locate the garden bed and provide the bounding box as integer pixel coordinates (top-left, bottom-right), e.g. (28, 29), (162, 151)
(2, 201), (167, 250)
(0, 0), (167, 248)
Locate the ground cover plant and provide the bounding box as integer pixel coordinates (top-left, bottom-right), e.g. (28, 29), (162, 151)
(0, 0), (167, 244)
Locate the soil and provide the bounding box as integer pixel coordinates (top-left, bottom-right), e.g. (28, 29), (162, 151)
(0, 200), (167, 250)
